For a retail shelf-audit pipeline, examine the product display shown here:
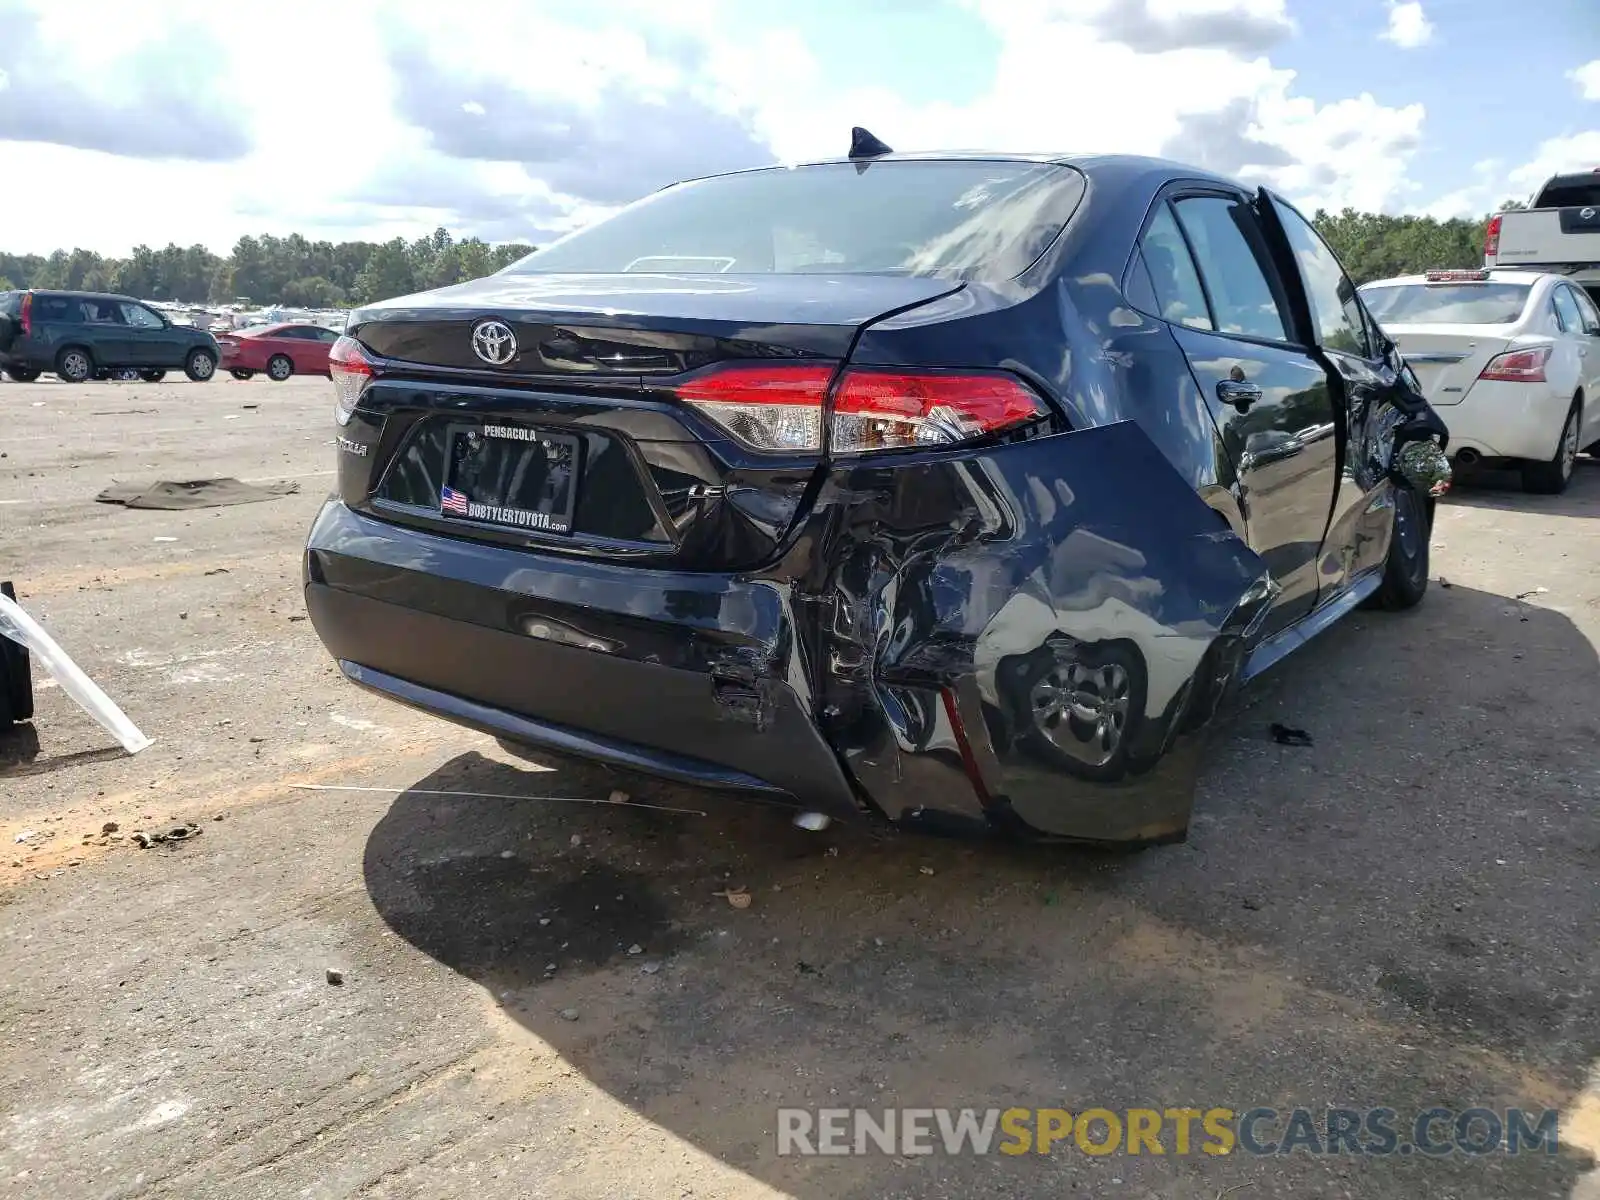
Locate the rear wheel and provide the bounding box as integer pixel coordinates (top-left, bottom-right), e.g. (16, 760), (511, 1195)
(138, 369), (166, 383)
(2, 366), (41, 382)
(1521, 401), (1581, 495)
(1369, 482), (1429, 611)
(55, 347), (93, 383)
(1009, 641), (1147, 783)
(184, 348), (217, 382)
(266, 354), (293, 381)
(230, 369), (255, 381)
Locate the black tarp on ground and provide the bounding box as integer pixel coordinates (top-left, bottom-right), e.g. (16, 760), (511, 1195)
(95, 478), (300, 510)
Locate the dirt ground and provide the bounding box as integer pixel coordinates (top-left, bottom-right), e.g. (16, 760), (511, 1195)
(1, 374), (1597, 1199)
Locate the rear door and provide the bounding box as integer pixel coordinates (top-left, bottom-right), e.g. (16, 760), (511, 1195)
(80, 297), (133, 365)
(284, 325), (336, 371)
(1569, 285), (1600, 447)
(1128, 187), (1337, 635)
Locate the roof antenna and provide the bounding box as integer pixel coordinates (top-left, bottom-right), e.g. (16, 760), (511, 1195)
(848, 127), (893, 160)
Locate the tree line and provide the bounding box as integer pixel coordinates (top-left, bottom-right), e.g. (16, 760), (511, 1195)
(0, 228), (533, 309)
(0, 206), (1511, 308)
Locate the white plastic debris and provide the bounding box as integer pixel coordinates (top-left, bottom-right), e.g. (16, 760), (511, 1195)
(0, 592), (153, 754)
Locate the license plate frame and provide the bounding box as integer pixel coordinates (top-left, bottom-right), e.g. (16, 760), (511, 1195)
(438, 420), (581, 536)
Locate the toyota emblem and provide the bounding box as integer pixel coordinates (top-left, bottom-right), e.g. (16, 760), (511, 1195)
(1583, 207), (1597, 220)
(471, 319), (517, 366)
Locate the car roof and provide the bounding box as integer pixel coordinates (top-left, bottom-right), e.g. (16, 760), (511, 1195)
(1360, 270), (1554, 289)
(27, 289), (139, 302)
(674, 151), (1252, 195)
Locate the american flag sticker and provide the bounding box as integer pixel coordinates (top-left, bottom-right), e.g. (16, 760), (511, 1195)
(440, 486), (470, 516)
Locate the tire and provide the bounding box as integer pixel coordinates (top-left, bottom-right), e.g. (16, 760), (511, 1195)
(0, 582), (33, 725)
(1521, 400), (1581, 495)
(55, 347), (93, 383)
(184, 348), (218, 382)
(1369, 482), (1430, 611)
(138, 369), (166, 383)
(266, 354), (293, 381)
(1007, 640), (1147, 783)
(2, 366), (41, 382)
(230, 369), (256, 381)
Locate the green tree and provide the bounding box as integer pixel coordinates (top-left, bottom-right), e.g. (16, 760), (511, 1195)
(353, 238), (417, 304)
(281, 276), (346, 307)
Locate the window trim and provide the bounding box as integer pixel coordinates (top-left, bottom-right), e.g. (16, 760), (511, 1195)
(1265, 191), (1379, 362)
(1122, 181), (1311, 353)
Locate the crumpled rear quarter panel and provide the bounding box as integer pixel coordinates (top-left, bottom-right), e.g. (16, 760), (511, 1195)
(803, 420), (1273, 843)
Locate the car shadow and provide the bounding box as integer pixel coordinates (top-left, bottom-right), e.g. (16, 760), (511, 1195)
(362, 577), (1597, 1197)
(1443, 455), (1599, 517)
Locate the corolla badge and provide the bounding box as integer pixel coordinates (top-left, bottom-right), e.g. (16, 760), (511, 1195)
(471, 319), (517, 366)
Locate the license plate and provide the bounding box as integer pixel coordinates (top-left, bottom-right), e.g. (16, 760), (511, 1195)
(439, 422), (580, 535)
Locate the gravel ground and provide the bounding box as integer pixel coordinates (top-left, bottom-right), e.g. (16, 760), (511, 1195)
(2, 375), (1597, 1199)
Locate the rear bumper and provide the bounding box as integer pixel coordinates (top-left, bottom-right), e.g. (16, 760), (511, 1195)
(303, 500), (862, 819)
(304, 420), (1280, 845)
(1436, 382), (1572, 461)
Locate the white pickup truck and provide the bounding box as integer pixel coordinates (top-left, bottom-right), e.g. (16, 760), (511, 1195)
(1486, 171), (1600, 302)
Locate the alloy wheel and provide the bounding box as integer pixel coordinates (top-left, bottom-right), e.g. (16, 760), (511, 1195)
(1028, 660), (1131, 768)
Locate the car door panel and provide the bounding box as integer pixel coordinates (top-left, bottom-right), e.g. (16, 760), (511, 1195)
(119, 302), (170, 366)
(1256, 190), (1417, 603)
(1136, 191), (1338, 637)
(1164, 328), (1337, 629)
(1571, 285), (1600, 445)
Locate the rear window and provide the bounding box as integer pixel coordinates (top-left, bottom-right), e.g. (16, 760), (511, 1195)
(504, 160), (1087, 282)
(0, 292), (18, 315)
(1532, 177), (1600, 208)
(1360, 283), (1531, 325)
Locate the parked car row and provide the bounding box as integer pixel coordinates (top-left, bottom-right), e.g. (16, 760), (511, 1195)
(0, 289), (339, 383)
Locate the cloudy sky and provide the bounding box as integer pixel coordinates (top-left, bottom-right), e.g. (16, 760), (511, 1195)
(1, 0), (1596, 256)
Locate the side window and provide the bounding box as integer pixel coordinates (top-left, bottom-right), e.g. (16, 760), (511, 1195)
(1572, 286), (1600, 335)
(1124, 251), (1160, 314)
(1552, 286), (1583, 335)
(36, 296), (74, 323)
(121, 303), (164, 329)
(1270, 197), (1371, 357)
(83, 299), (126, 324)
(1139, 204), (1212, 330)
(1171, 196), (1290, 341)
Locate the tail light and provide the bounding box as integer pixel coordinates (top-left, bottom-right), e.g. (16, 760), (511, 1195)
(674, 363), (1047, 454)
(328, 335), (378, 425)
(19, 292), (31, 337)
(1484, 213), (1502, 258)
(1478, 346), (1550, 383)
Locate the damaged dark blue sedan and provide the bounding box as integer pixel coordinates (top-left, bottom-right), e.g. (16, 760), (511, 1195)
(303, 132), (1449, 846)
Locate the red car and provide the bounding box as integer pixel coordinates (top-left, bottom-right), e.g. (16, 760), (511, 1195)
(215, 323), (342, 381)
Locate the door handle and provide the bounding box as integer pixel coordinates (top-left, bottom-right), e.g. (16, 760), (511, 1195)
(1216, 379), (1263, 412)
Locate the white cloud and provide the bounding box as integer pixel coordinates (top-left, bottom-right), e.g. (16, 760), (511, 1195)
(0, 0), (1434, 255)
(1507, 131), (1600, 197)
(1571, 59), (1600, 101)
(1381, 2), (1433, 49)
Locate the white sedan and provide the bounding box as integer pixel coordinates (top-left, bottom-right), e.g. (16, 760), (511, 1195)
(1360, 269), (1600, 494)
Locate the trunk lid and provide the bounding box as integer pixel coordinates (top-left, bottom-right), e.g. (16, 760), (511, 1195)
(340, 272), (962, 571)
(1388, 325), (1515, 406)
